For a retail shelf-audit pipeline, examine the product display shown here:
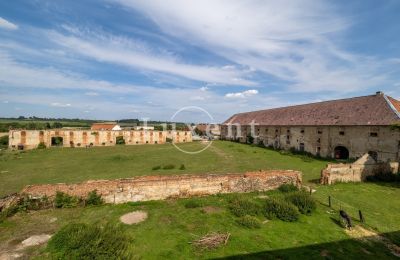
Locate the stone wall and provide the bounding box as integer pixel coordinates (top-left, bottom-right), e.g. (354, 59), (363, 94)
(8, 129), (192, 150)
(21, 170), (302, 203)
(221, 125), (400, 161)
(320, 153), (399, 185)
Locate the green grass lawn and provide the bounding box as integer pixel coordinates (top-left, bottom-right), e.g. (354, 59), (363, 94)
(0, 186), (398, 259)
(1, 141), (399, 258)
(0, 141), (327, 197)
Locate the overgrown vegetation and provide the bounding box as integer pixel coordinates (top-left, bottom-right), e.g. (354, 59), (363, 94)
(236, 215), (261, 229)
(0, 195), (51, 223)
(152, 165), (161, 170)
(37, 142), (46, 149)
(179, 164), (186, 170)
(229, 197), (262, 217)
(285, 191), (317, 215)
(55, 191), (80, 208)
(85, 190), (104, 206)
(46, 223), (132, 259)
(184, 198), (204, 208)
(278, 183), (299, 193)
(0, 135), (8, 149)
(264, 198), (300, 222)
(116, 136), (125, 145)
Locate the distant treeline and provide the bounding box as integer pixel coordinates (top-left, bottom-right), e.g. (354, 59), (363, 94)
(0, 117), (193, 132)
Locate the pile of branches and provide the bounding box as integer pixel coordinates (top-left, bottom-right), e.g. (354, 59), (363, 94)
(191, 232), (230, 250)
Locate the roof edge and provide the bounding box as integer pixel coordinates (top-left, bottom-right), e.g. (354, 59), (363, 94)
(383, 95), (400, 119)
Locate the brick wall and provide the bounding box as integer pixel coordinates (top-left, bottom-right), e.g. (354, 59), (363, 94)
(21, 170), (302, 203)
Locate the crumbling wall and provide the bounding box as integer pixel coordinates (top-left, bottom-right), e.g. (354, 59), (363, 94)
(320, 153), (399, 185)
(21, 170), (302, 204)
(8, 130), (192, 150)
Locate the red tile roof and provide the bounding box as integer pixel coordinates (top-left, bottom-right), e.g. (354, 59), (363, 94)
(223, 93), (400, 126)
(91, 123), (118, 130)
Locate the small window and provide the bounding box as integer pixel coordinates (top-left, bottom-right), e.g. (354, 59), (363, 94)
(77, 143), (81, 147)
(299, 143), (305, 152)
(368, 151), (378, 161)
(275, 129), (279, 133)
(136, 141), (139, 144)
(265, 128), (268, 133)
(286, 140), (290, 145)
(287, 129), (290, 133)
(316, 147), (321, 156)
(339, 131), (345, 136)
(300, 129), (305, 134)
(317, 138), (321, 143)
(146, 141), (149, 144)
(286, 135), (290, 140)
(370, 132), (378, 137)
(155, 141), (158, 144)
(102, 142), (106, 146)
(317, 130), (323, 134)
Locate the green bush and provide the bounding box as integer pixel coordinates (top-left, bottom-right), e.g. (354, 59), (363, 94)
(285, 191), (317, 215)
(152, 165), (161, 170)
(179, 164), (186, 170)
(0, 135), (8, 148)
(85, 190), (103, 206)
(278, 183), (299, 193)
(236, 215), (261, 229)
(46, 223), (132, 259)
(163, 164), (175, 170)
(184, 199), (203, 208)
(37, 142), (46, 149)
(264, 198), (299, 222)
(55, 191), (80, 208)
(229, 198), (262, 217)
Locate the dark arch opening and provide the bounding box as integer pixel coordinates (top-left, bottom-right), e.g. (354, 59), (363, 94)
(334, 146), (349, 160)
(51, 137), (63, 147)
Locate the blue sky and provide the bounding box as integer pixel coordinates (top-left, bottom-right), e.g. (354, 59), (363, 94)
(0, 0), (399, 122)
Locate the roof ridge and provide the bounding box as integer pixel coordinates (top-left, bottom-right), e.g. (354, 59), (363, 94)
(233, 94), (378, 116)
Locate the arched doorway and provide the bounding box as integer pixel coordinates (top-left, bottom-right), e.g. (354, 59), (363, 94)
(334, 146), (349, 160)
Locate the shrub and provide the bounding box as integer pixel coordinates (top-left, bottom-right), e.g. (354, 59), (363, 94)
(166, 138), (173, 143)
(278, 183), (299, 193)
(179, 164), (186, 170)
(184, 199), (203, 208)
(46, 223), (132, 259)
(236, 215), (261, 229)
(0, 135), (9, 148)
(55, 191), (80, 208)
(152, 165), (161, 170)
(85, 190), (103, 206)
(163, 164), (175, 170)
(366, 172), (400, 182)
(285, 191), (317, 215)
(264, 198), (299, 222)
(229, 198), (262, 217)
(37, 142), (46, 149)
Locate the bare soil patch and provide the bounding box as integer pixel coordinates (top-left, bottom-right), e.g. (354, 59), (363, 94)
(120, 211), (148, 225)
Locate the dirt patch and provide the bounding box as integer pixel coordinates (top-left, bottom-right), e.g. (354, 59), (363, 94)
(345, 225), (400, 257)
(120, 211), (148, 225)
(201, 206), (223, 214)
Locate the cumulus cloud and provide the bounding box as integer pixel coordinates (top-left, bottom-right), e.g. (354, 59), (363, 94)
(0, 17), (18, 30)
(225, 89), (258, 99)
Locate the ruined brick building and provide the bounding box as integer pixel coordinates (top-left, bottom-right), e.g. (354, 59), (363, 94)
(9, 129), (192, 150)
(221, 92), (400, 161)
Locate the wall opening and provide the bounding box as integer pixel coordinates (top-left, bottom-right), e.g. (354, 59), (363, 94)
(334, 146), (349, 160)
(368, 151), (378, 161)
(116, 136), (125, 145)
(51, 137), (64, 147)
(299, 143), (305, 152)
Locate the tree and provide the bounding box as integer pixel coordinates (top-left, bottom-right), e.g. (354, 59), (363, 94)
(52, 122), (63, 129)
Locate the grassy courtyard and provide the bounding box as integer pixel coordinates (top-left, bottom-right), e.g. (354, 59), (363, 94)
(1, 141), (399, 259)
(0, 141), (327, 197)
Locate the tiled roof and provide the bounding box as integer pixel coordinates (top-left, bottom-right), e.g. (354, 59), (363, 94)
(223, 93), (400, 126)
(91, 123), (118, 130)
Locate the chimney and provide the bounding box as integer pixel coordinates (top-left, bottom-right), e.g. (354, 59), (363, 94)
(376, 91), (383, 96)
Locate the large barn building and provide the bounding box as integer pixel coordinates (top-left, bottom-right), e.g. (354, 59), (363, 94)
(221, 92), (400, 161)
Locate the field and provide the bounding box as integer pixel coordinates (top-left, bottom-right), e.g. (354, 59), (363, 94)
(1, 141), (400, 259)
(0, 141), (327, 197)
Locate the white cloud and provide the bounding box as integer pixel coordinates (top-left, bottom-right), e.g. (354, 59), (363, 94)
(0, 17), (18, 30)
(114, 0), (393, 93)
(48, 29), (255, 86)
(225, 89), (258, 99)
(84, 92), (99, 96)
(51, 102), (71, 107)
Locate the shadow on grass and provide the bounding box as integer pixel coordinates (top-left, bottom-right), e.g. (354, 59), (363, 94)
(213, 231), (400, 259)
